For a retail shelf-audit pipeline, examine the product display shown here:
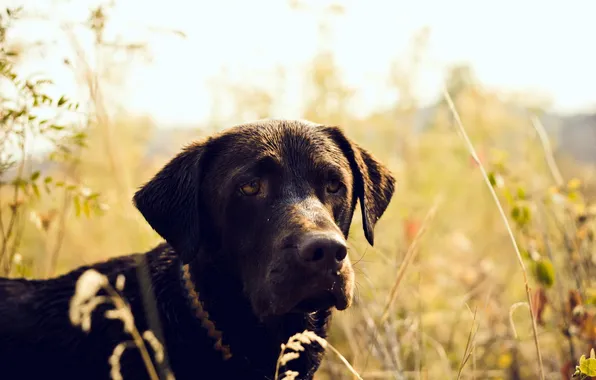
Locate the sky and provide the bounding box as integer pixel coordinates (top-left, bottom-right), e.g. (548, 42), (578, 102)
(9, 0), (596, 127)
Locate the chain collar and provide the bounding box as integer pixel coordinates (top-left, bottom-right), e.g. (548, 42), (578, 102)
(181, 263), (232, 361)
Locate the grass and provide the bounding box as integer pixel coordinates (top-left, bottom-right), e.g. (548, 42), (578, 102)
(275, 330), (363, 380)
(9, 92), (595, 379)
(69, 269), (173, 380)
(41, 100), (596, 379)
(442, 86), (544, 380)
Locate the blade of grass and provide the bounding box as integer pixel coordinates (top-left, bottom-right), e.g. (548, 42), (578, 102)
(442, 87), (545, 380)
(530, 115), (564, 187)
(379, 194), (443, 324)
(456, 306), (478, 380)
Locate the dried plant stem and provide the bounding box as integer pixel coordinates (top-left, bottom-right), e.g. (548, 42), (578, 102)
(379, 195), (443, 323)
(47, 156), (81, 277)
(536, 203), (577, 362)
(0, 145), (26, 275)
(530, 115), (563, 187)
(456, 306), (478, 380)
(104, 286), (160, 380)
(442, 87), (545, 380)
(61, 25), (129, 201)
(531, 115), (583, 368)
(508, 302), (530, 339)
(326, 341), (363, 380)
(274, 331), (363, 380)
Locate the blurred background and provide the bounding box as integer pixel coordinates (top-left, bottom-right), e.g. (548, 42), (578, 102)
(1, 0), (596, 379)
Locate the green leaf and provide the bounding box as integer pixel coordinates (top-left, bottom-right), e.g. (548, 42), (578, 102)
(568, 178), (582, 191)
(579, 355), (596, 376)
(488, 172), (497, 187)
(511, 204), (531, 227)
(30, 171), (40, 181)
(73, 195), (81, 217)
(585, 289), (596, 306)
(568, 191), (580, 202)
(57, 96), (67, 106)
(534, 258), (555, 288)
(511, 206), (520, 220)
(11, 177), (27, 188)
(83, 200), (91, 218)
(44, 176), (52, 183)
(520, 249), (531, 260)
(503, 188), (514, 205)
(31, 183), (40, 198)
(87, 192), (100, 200)
(50, 125), (65, 131)
(517, 187), (526, 200)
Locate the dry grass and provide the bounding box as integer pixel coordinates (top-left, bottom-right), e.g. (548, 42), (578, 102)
(380, 195), (443, 324)
(10, 89), (592, 379)
(69, 269), (174, 380)
(275, 330), (363, 380)
(441, 87), (544, 380)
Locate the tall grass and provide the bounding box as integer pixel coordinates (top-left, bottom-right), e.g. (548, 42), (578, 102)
(3, 2), (596, 379)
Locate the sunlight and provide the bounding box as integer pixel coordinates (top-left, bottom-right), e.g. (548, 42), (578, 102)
(11, 0), (596, 127)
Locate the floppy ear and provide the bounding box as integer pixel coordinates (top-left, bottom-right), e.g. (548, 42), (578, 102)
(133, 141), (208, 264)
(324, 126), (396, 246)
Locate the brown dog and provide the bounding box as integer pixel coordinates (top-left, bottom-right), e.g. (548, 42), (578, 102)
(0, 119), (395, 380)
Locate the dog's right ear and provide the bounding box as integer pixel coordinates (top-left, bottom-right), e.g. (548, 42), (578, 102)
(133, 141), (208, 264)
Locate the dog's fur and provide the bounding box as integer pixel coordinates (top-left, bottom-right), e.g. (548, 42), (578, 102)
(0, 119), (395, 380)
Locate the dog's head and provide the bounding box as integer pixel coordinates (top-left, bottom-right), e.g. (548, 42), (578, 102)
(134, 120), (395, 318)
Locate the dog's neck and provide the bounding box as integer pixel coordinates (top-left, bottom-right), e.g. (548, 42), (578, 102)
(185, 256), (332, 379)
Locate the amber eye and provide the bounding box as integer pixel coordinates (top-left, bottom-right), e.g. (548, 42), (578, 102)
(326, 179), (342, 194)
(240, 179), (261, 196)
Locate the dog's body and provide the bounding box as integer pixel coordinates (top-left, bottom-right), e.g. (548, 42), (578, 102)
(1, 245), (326, 379)
(0, 120), (395, 380)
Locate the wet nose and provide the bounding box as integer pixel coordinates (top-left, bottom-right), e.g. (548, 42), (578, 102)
(297, 233), (348, 271)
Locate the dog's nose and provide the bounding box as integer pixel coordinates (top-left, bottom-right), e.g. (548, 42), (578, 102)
(297, 233), (348, 270)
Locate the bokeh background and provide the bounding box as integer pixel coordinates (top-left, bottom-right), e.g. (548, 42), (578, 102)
(2, 0), (596, 379)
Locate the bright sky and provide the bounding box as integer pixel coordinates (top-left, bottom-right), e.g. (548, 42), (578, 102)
(11, 0), (596, 127)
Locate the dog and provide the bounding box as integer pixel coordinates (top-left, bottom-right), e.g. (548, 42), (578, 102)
(0, 119), (395, 380)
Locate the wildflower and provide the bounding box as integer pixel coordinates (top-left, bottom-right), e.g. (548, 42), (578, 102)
(115, 275), (126, 291)
(108, 342), (128, 380)
(281, 370), (299, 380)
(69, 270), (109, 331)
(143, 330), (165, 363)
(105, 308), (135, 335)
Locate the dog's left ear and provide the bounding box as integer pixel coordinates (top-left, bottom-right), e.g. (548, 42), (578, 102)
(133, 141), (209, 264)
(324, 126), (396, 246)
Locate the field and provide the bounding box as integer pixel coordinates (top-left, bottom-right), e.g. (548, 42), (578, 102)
(1, 3), (596, 380)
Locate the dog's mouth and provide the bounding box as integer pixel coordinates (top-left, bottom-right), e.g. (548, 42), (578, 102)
(293, 291), (337, 313)
(291, 283), (350, 313)
(263, 262), (355, 317)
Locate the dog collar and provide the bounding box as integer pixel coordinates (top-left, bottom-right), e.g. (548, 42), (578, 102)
(181, 263), (232, 361)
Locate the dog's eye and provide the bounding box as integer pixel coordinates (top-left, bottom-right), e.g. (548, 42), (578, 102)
(326, 179), (342, 194)
(240, 179), (261, 196)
